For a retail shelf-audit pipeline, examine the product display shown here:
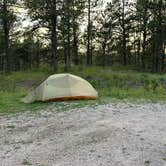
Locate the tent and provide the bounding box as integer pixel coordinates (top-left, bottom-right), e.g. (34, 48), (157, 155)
(22, 73), (98, 103)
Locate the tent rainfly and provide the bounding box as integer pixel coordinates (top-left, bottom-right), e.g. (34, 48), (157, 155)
(22, 73), (98, 103)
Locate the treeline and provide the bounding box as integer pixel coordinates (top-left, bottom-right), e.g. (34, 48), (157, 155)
(0, 0), (166, 73)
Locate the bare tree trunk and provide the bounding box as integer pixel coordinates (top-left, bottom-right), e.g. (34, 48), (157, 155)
(90, 24), (93, 64)
(51, 0), (58, 72)
(141, 0), (148, 69)
(122, 0), (127, 65)
(73, 26), (78, 65)
(152, 34), (156, 72)
(72, 6), (78, 65)
(3, 0), (10, 73)
(133, 32), (137, 64)
(163, 44), (165, 71)
(158, 0), (164, 72)
(66, 2), (71, 67)
(63, 38), (67, 65)
(35, 40), (40, 68)
(154, 28), (159, 72)
(102, 36), (107, 66)
(86, 0), (92, 65)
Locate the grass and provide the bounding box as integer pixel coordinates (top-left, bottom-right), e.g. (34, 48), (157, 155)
(0, 65), (166, 115)
(0, 90), (47, 115)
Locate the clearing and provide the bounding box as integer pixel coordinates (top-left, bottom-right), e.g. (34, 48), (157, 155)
(1, 66), (166, 114)
(0, 102), (166, 166)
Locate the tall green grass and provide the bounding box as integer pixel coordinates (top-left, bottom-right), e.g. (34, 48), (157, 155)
(0, 65), (166, 114)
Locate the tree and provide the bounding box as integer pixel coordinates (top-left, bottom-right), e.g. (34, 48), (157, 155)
(148, 0), (166, 72)
(96, 5), (113, 66)
(25, 0), (60, 72)
(157, 0), (165, 72)
(0, 0), (17, 73)
(86, 0), (100, 65)
(86, 0), (91, 65)
(71, 0), (85, 65)
(136, 0), (150, 68)
(110, 0), (133, 65)
(0, 0), (164, 73)
(60, 0), (85, 68)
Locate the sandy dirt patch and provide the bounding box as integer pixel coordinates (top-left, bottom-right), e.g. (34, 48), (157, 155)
(0, 102), (166, 166)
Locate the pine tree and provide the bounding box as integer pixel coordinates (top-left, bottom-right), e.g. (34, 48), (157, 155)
(24, 0), (60, 72)
(0, 0), (17, 73)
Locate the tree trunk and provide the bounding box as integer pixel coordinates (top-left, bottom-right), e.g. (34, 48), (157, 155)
(72, 13), (78, 65)
(67, 3), (71, 67)
(86, 0), (92, 65)
(102, 36), (107, 66)
(63, 38), (67, 65)
(152, 27), (157, 72)
(154, 30), (159, 72)
(35, 40), (40, 68)
(122, 0), (127, 66)
(3, 0), (10, 73)
(90, 23), (93, 64)
(141, 0), (148, 69)
(158, 0), (164, 72)
(51, 0), (58, 72)
(73, 27), (78, 65)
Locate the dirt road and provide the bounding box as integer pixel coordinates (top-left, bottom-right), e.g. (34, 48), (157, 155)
(0, 102), (166, 166)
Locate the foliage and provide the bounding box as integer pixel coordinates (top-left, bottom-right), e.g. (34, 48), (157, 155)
(0, 0), (165, 73)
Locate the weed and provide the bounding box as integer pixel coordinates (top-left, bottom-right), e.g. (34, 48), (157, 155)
(21, 159), (32, 165)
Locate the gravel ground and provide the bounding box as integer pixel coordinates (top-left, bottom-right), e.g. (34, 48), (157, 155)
(0, 102), (166, 166)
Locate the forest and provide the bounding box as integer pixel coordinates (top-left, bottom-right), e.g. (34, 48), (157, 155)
(1, 1), (166, 165)
(0, 0), (166, 73)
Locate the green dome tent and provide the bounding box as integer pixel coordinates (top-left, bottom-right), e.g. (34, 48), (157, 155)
(22, 73), (98, 103)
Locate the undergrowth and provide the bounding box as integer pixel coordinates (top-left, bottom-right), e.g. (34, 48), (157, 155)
(0, 65), (166, 114)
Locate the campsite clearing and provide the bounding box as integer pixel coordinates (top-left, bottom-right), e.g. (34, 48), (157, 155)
(0, 102), (166, 166)
(1, 66), (166, 114)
